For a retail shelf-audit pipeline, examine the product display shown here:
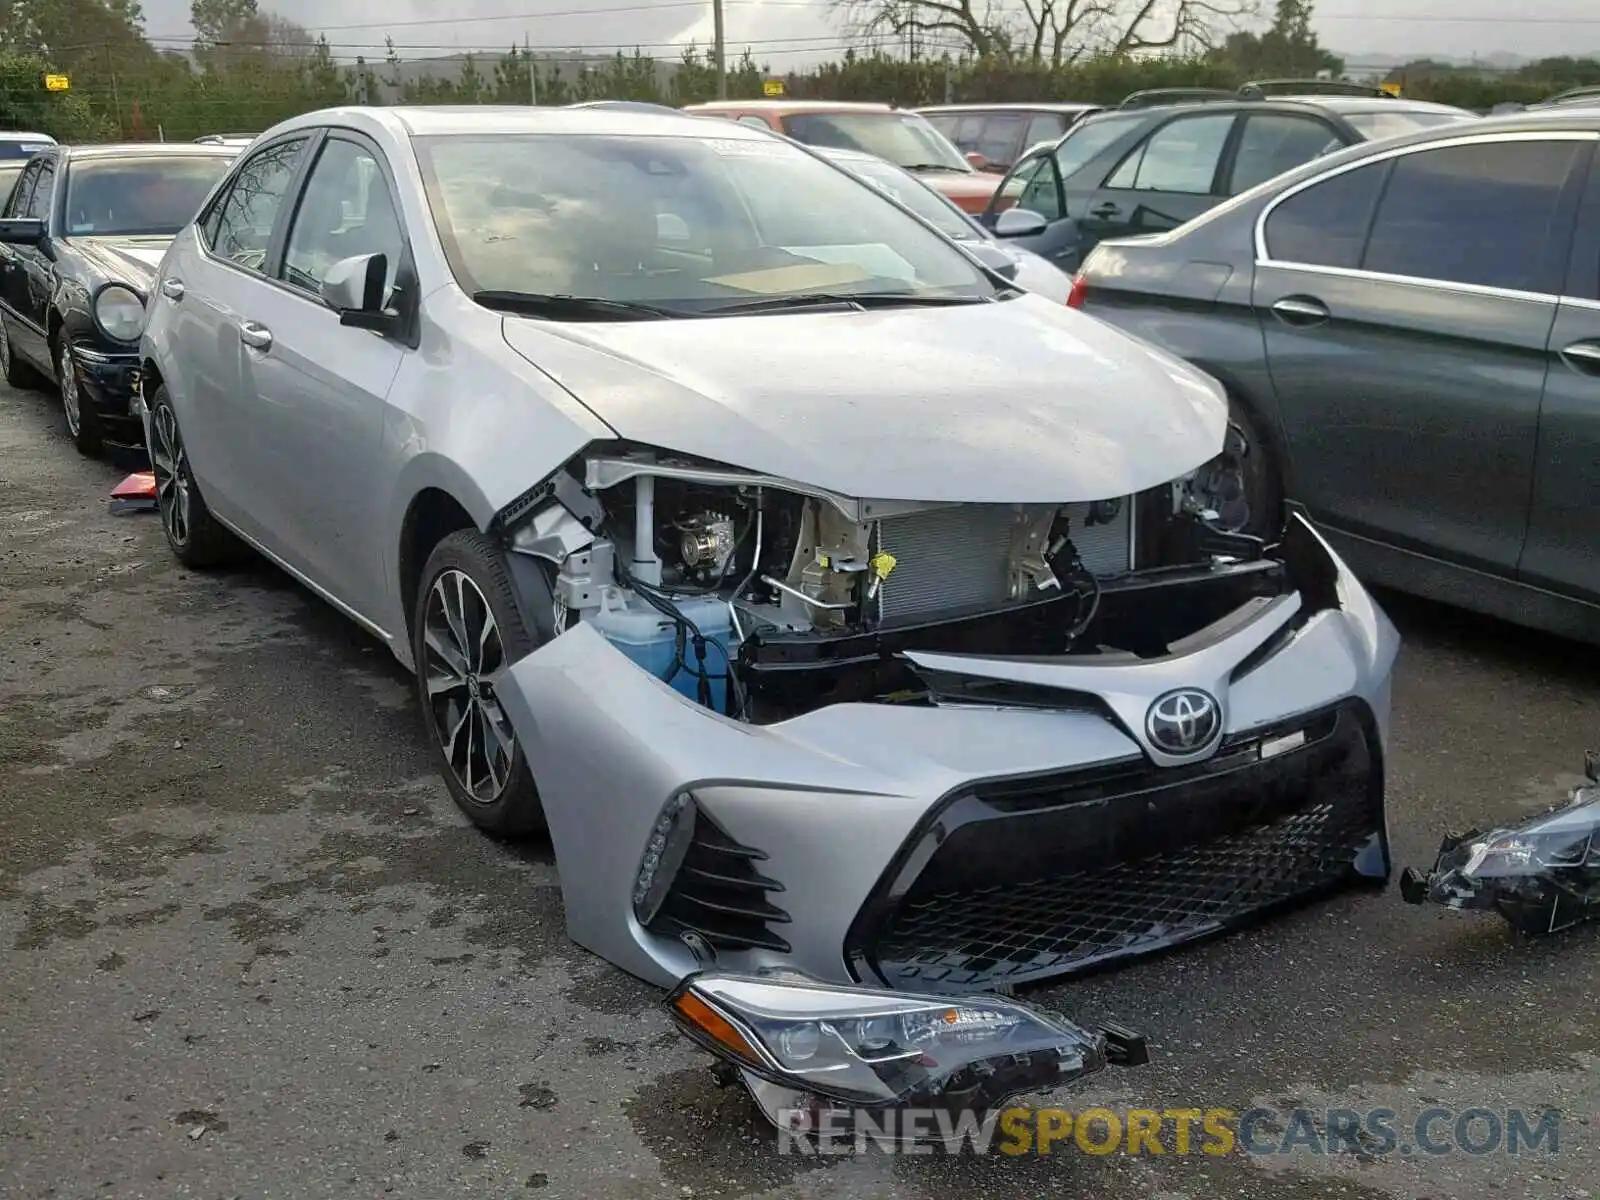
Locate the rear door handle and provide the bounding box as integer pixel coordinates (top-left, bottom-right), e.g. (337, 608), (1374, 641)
(238, 320), (272, 351)
(1090, 202), (1120, 218)
(1270, 296), (1330, 327)
(1560, 340), (1600, 375)
(160, 277), (184, 300)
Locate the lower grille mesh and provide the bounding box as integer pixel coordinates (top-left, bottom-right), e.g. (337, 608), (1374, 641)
(848, 702), (1384, 992)
(650, 814), (791, 953)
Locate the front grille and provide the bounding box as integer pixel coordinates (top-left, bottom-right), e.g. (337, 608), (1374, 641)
(845, 701), (1385, 993)
(874, 501), (1131, 624)
(648, 812), (792, 954)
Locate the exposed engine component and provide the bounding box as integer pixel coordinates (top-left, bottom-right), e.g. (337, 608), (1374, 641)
(676, 512), (738, 580)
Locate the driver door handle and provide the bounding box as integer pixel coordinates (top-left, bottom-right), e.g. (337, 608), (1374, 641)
(160, 277), (184, 300)
(1090, 202), (1120, 218)
(238, 320), (272, 351)
(1270, 296), (1330, 327)
(1560, 339), (1600, 375)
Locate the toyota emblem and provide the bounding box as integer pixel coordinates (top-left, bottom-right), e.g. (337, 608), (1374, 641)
(1145, 688), (1222, 757)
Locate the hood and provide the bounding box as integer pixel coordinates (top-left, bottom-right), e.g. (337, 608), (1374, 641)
(500, 296), (1228, 504)
(915, 169), (1002, 212)
(70, 236), (170, 294)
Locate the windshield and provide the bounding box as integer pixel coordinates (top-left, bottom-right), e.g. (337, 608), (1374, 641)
(1342, 109), (1476, 141)
(1051, 114), (1143, 180)
(780, 111), (971, 173)
(65, 155), (235, 237)
(828, 155), (977, 241)
(415, 132), (996, 313)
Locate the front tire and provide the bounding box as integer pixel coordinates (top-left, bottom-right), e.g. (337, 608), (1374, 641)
(58, 340), (105, 458)
(148, 385), (241, 568)
(412, 529), (546, 837)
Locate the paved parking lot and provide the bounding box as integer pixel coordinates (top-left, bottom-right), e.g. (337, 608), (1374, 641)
(2, 377), (1598, 1200)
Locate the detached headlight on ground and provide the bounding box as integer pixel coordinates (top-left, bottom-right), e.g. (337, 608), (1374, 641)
(664, 970), (1139, 1132)
(1401, 753), (1600, 934)
(94, 284), (146, 343)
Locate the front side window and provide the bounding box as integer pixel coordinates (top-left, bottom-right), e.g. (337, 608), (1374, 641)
(22, 158), (54, 221)
(4, 159), (39, 218)
(282, 137), (404, 297)
(63, 154), (234, 237)
(1053, 114), (1141, 182)
(211, 137), (309, 272)
(1361, 139), (1582, 291)
(415, 132), (996, 311)
(1105, 113), (1236, 195)
(780, 111), (970, 173)
(1229, 114), (1340, 193)
(1263, 160), (1388, 269)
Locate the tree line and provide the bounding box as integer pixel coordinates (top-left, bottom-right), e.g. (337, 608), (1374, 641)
(0, 0), (1595, 143)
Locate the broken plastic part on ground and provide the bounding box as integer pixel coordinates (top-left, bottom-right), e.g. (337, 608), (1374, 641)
(1400, 751), (1600, 934)
(109, 471), (156, 515)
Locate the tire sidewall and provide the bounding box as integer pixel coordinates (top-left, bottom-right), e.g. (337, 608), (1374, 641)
(1229, 400), (1284, 540)
(411, 529), (545, 836)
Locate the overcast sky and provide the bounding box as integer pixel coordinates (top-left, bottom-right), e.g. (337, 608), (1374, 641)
(132, 0), (1600, 69)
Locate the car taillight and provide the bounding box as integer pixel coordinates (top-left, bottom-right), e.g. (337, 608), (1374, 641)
(1066, 275), (1088, 309)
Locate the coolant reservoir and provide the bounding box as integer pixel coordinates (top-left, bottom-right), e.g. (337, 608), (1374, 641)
(587, 589), (742, 712)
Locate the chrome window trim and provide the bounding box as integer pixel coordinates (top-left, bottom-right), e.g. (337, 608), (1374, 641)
(1253, 128), (1600, 265)
(1254, 259), (1561, 305)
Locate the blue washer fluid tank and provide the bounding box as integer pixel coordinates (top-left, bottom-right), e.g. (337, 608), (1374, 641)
(586, 589), (743, 712)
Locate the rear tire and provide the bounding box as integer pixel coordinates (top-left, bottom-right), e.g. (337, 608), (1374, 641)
(147, 385), (241, 568)
(1229, 399), (1284, 541)
(412, 529), (547, 837)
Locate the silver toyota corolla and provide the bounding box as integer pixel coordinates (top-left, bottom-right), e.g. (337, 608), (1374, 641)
(136, 104), (1398, 1131)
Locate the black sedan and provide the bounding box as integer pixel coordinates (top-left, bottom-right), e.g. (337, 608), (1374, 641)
(0, 142), (239, 455)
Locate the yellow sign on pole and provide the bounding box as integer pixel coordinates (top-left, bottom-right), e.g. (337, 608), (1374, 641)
(1379, 81), (1402, 97)
(762, 78), (784, 97)
(43, 73), (70, 91)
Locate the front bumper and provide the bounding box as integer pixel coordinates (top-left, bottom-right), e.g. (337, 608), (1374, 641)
(494, 514), (1399, 994)
(73, 346), (143, 445)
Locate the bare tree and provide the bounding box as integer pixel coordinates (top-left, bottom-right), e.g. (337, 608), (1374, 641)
(833, 0), (1257, 67)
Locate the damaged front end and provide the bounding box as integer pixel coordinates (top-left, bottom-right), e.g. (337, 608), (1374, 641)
(1400, 754), (1600, 935)
(481, 433), (1396, 1123)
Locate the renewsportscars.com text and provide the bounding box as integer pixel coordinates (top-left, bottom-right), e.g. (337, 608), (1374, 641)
(776, 1106), (1562, 1157)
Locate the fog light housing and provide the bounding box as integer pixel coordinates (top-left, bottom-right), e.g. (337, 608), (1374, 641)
(632, 791), (697, 926)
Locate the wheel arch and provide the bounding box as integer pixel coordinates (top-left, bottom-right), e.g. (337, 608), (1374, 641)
(391, 455), (499, 648)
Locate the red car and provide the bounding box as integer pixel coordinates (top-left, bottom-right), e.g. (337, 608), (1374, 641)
(681, 100), (1003, 214)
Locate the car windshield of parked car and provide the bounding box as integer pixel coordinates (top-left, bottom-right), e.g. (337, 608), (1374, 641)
(1340, 109), (1476, 141)
(831, 155), (979, 241)
(780, 112), (971, 173)
(415, 132), (999, 313)
(65, 155), (235, 236)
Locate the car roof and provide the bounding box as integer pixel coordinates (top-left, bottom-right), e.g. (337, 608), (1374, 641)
(1288, 96), (1474, 117)
(914, 103), (1101, 114)
(62, 142), (243, 160)
(682, 100), (896, 114)
(291, 104), (774, 140)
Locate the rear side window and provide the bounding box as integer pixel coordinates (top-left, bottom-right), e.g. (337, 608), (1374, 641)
(1361, 139), (1581, 292)
(1104, 113), (1235, 195)
(1229, 114), (1340, 193)
(1264, 161), (1388, 268)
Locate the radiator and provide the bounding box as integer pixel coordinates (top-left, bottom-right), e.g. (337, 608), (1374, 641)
(874, 501), (1132, 624)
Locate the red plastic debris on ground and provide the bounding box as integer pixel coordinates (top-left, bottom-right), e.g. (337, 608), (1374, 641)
(110, 471), (157, 515)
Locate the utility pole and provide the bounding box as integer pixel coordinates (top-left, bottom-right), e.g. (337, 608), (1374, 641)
(712, 0), (726, 99)
(525, 32), (537, 104)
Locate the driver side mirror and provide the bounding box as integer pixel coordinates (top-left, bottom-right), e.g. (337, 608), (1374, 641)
(322, 252), (396, 333)
(0, 217), (44, 246)
(993, 207), (1049, 238)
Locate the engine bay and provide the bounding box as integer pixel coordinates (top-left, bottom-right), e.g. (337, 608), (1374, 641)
(499, 433), (1291, 724)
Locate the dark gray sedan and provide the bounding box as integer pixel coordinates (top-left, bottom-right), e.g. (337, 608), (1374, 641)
(1071, 109), (1600, 643)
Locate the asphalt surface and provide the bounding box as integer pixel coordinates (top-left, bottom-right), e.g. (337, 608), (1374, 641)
(2, 377), (1598, 1200)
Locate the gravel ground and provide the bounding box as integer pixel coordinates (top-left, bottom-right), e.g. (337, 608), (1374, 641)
(2, 378), (1597, 1200)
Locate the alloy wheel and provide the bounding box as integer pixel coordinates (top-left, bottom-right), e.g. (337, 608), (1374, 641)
(422, 569), (517, 804)
(149, 403), (192, 548)
(58, 344), (81, 437)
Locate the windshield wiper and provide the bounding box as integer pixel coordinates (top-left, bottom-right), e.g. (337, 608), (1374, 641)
(702, 292), (992, 315)
(901, 162), (963, 173)
(472, 291), (686, 320)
